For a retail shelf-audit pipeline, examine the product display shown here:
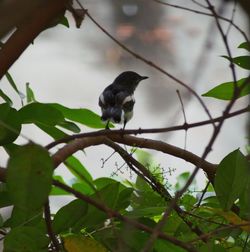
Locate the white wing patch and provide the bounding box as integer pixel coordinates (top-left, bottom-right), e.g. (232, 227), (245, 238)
(122, 95), (134, 105)
(99, 94), (105, 105)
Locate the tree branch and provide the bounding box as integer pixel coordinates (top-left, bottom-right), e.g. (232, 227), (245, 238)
(44, 200), (61, 252)
(46, 105), (250, 150)
(51, 135), (217, 183)
(0, 0), (69, 80)
(52, 179), (198, 252)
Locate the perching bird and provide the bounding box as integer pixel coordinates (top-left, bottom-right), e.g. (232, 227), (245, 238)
(98, 71), (148, 129)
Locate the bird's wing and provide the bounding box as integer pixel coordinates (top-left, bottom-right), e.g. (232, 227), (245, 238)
(99, 88), (115, 108)
(116, 91), (135, 112)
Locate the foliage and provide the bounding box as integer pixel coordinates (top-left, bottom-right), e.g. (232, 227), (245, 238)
(0, 1), (249, 252)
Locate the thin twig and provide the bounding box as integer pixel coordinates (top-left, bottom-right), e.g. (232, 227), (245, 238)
(205, 0), (237, 85)
(225, 0), (237, 36)
(44, 200), (60, 252)
(176, 90), (188, 149)
(74, 0), (214, 124)
(196, 181), (211, 208)
(153, 0), (249, 42)
(52, 179), (198, 252)
(189, 222), (250, 243)
(243, 234), (250, 251)
(46, 105), (250, 150)
(102, 139), (208, 241)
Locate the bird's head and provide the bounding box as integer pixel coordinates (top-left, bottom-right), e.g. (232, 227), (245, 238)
(114, 71), (148, 91)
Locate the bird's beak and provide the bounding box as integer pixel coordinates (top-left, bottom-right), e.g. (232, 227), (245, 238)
(140, 76), (148, 80)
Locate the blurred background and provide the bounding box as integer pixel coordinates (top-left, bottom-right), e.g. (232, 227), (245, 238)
(0, 0), (249, 214)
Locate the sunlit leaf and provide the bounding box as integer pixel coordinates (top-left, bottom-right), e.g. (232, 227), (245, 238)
(6, 144), (53, 210)
(0, 103), (21, 145)
(49, 103), (106, 128)
(50, 176), (71, 195)
(203, 207), (250, 232)
(5, 72), (25, 103)
(202, 78), (250, 100)
(25, 83), (36, 103)
(58, 120), (80, 133)
(0, 89), (13, 105)
(63, 235), (107, 252)
(65, 156), (93, 183)
(214, 149), (249, 210)
(36, 123), (68, 140)
(238, 41), (250, 51)
(18, 102), (64, 125)
(222, 55), (250, 70)
(59, 16), (70, 28)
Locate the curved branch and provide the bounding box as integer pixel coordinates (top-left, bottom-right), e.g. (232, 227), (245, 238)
(52, 135), (217, 183)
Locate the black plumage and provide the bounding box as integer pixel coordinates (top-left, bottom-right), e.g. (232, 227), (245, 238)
(98, 71), (148, 129)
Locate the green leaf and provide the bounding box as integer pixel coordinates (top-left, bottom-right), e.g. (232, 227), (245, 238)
(82, 183), (120, 229)
(214, 149), (249, 210)
(50, 176), (71, 195)
(94, 177), (118, 190)
(18, 102), (64, 125)
(0, 89), (13, 105)
(52, 199), (88, 234)
(72, 182), (94, 195)
(222, 55), (250, 70)
(239, 168), (250, 219)
(6, 144), (53, 210)
(65, 156), (93, 183)
(5, 72), (25, 103)
(154, 239), (186, 252)
(180, 194), (197, 211)
(36, 123), (67, 140)
(58, 16), (70, 28)
(6, 206), (43, 228)
(115, 187), (134, 211)
(202, 78), (250, 100)
(238, 41), (250, 51)
(175, 172), (190, 190)
(0, 103), (21, 145)
(126, 206), (165, 218)
(63, 235), (107, 252)
(58, 120), (80, 133)
(49, 103), (106, 128)
(25, 83), (36, 103)
(200, 243), (227, 252)
(4, 226), (49, 252)
(0, 183), (13, 208)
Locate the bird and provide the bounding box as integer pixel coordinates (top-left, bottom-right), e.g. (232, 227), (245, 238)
(98, 71), (148, 129)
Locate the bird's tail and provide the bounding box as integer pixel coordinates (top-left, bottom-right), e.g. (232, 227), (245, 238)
(101, 106), (122, 123)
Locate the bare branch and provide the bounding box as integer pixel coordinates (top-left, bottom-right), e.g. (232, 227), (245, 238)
(74, 1), (214, 123)
(51, 135), (217, 182)
(46, 105), (250, 150)
(44, 200), (61, 252)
